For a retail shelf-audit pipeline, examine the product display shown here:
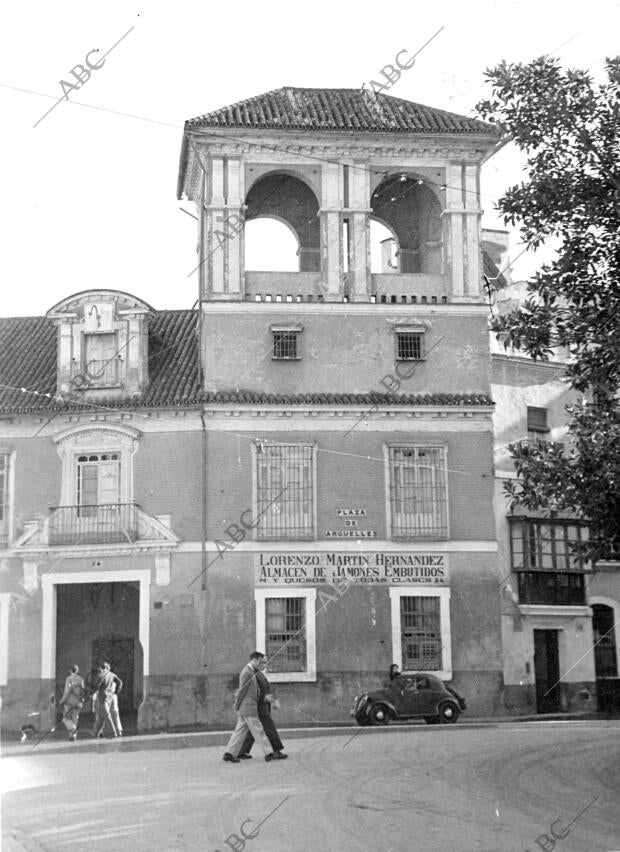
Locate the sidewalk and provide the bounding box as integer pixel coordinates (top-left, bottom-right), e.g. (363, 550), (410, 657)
(2, 711), (611, 758)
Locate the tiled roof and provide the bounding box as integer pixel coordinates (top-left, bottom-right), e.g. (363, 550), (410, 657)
(203, 391), (493, 406)
(0, 310), (202, 414)
(186, 87), (497, 136)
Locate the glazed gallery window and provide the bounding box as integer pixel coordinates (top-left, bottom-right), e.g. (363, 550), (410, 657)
(509, 518), (588, 606)
(254, 443), (315, 540)
(0, 453), (11, 544)
(387, 445), (448, 538)
(389, 587), (452, 678)
(255, 589), (317, 682)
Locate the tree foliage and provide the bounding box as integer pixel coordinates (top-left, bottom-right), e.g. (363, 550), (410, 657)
(477, 56), (620, 560)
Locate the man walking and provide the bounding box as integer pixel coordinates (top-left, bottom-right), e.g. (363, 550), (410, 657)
(91, 662), (123, 738)
(222, 652), (276, 764)
(239, 658), (287, 759)
(59, 664), (85, 741)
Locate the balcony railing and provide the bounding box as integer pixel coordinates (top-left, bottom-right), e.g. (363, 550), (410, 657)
(517, 571), (586, 606)
(72, 358), (120, 388)
(49, 503), (139, 545)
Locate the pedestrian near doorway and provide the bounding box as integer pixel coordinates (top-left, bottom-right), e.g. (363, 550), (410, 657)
(59, 665), (85, 741)
(91, 662), (123, 738)
(222, 652), (277, 764)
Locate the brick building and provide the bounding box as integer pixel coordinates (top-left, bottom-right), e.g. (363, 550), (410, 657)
(1, 88), (506, 732)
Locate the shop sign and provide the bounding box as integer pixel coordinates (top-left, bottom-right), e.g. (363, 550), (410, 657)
(255, 552), (448, 585)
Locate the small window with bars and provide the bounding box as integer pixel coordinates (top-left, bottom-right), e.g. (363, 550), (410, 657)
(400, 596), (441, 671)
(388, 446), (448, 538)
(255, 444), (314, 540)
(265, 597), (306, 673)
(396, 331), (424, 361)
(526, 406), (549, 434)
(272, 329), (301, 360)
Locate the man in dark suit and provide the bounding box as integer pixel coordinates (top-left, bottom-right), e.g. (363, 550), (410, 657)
(222, 652), (276, 764)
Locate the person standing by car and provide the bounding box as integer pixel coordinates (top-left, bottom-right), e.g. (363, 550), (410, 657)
(389, 664), (401, 681)
(59, 664), (85, 741)
(238, 658), (287, 760)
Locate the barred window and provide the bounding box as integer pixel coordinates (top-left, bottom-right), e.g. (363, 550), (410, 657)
(396, 331), (423, 361)
(400, 596), (442, 671)
(265, 597), (306, 673)
(272, 330), (301, 359)
(0, 453), (10, 544)
(255, 444), (314, 540)
(389, 446), (447, 538)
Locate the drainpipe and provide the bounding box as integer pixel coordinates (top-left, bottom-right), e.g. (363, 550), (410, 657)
(200, 409), (207, 591)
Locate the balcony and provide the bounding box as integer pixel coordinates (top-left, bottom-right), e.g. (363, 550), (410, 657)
(244, 271), (325, 302)
(49, 503), (139, 545)
(371, 273), (447, 303)
(517, 571), (586, 606)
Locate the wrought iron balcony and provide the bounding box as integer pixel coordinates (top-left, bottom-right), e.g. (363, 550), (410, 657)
(48, 503), (140, 545)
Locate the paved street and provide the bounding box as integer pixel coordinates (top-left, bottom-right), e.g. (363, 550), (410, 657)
(2, 721), (620, 852)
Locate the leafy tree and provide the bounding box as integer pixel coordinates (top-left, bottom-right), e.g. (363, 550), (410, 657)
(477, 56), (620, 561)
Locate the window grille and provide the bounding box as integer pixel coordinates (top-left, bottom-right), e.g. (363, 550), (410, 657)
(400, 596), (441, 670)
(265, 597), (306, 672)
(256, 444), (314, 539)
(396, 331), (423, 360)
(272, 330), (300, 359)
(389, 446), (447, 538)
(526, 406), (549, 433)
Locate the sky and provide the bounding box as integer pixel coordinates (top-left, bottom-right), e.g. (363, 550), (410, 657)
(0, 0), (618, 317)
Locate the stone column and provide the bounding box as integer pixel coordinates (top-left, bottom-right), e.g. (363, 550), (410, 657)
(443, 162), (465, 298)
(347, 161), (371, 302)
(463, 163), (483, 297)
(225, 156), (244, 299)
(320, 161), (343, 300)
(204, 157), (226, 299)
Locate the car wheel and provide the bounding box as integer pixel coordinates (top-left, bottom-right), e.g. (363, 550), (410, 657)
(368, 704), (391, 726)
(355, 713), (371, 727)
(437, 701), (460, 724)
(424, 716), (439, 724)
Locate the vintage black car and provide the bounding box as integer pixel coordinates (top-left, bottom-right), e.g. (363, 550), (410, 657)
(351, 673), (466, 726)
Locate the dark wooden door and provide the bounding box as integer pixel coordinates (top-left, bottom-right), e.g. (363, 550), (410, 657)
(92, 638), (135, 711)
(534, 629), (561, 713)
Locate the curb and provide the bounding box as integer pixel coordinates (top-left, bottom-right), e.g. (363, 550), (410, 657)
(2, 713), (612, 758)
